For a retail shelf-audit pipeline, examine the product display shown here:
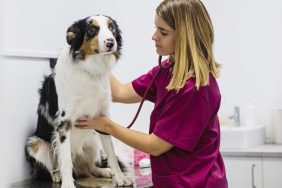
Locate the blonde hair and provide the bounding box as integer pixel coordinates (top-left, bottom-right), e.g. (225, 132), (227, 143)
(156, 0), (221, 90)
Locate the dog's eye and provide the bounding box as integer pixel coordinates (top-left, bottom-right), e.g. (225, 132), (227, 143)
(87, 27), (97, 37)
(108, 24), (115, 31)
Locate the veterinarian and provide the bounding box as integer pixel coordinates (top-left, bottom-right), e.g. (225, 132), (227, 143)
(76, 0), (228, 187)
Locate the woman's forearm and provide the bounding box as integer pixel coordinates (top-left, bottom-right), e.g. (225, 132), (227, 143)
(106, 121), (157, 156)
(109, 74), (123, 102)
(109, 74), (142, 103)
(75, 116), (173, 156)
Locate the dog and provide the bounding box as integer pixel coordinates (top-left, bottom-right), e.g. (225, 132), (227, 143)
(25, 15), (133, 188)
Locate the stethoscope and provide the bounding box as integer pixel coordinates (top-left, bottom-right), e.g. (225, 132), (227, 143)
(127, 55), (173, 129)
(97, 56), (173, 135)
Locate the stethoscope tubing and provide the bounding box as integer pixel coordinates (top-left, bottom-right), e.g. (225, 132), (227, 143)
(127, 56), (174, 129)
(97, 56), (173, 135)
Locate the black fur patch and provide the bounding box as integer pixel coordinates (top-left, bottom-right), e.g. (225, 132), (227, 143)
(67, 17), (88, 60)
(34, 74), (58, 142)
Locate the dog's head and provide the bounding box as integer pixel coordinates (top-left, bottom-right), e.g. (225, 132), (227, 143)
(66, 15), (122, 61)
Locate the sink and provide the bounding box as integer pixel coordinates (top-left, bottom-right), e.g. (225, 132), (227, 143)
(220, 125), (266, 149)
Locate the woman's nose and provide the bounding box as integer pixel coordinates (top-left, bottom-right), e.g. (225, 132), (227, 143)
(152, 31), (159, 41)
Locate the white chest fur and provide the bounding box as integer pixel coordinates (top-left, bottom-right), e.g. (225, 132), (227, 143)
(54, 47), (115, 122)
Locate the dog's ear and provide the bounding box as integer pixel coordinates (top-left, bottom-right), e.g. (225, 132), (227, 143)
(108, 17), (123, 58)
(66, 24), (80, 46)
(66, 18), (88, 46)
(113, 20), (122, 50)
(66, 18), (88, 60)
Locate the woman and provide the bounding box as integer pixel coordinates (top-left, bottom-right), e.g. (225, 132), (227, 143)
(76, 0), (228, 187)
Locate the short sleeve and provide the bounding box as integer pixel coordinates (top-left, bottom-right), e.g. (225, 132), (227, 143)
(153, 89), (210, 152)
(131, 66), (159, 103)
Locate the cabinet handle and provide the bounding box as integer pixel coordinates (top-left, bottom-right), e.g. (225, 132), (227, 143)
(251, 164), (256, 188)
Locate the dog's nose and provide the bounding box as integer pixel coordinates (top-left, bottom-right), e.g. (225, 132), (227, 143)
(105, 38), (115, 49)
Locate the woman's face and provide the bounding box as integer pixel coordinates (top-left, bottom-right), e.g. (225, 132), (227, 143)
(152, 15), (175, 56)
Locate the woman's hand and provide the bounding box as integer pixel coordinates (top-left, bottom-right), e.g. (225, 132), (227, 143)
(75, 115), (112, 134)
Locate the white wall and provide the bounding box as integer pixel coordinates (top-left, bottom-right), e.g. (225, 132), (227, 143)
(1, 0), (282, 185)
(203, 0), (282, 140)
(1, 0), (161, 57)
(0, 58), (8, 187)
(0, 0), (8, 186)
(0, 57), (51, 184)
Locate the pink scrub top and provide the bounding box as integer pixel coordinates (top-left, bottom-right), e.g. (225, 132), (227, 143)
(132, 60), (228, 188)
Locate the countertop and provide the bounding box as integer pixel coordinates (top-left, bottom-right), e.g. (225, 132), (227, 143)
(221, 144), (282, 157)
(10, 166), (152, 188)
(10, 139), (152, 188)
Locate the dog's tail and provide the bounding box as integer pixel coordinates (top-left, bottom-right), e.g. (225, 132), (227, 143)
(25, 137), (53, 181)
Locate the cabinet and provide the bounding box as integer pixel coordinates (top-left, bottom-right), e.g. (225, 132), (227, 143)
(224, 157), (263, 188)
(263, 158), (282, 188)
(224, 156), (282, 188)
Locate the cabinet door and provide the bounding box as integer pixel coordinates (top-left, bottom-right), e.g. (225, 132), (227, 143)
(223, 156), (263, 188)
(263, 158), (282, 188)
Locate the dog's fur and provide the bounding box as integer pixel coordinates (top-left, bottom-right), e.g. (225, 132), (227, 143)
(25, 15), (133, 188)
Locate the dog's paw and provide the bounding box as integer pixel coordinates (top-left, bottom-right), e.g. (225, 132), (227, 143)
(99, 168), (112, 178)
(61, 181), (76, 188)
(92, 167), (112, 178)
(52, 172), (61, 183)
(114, 175), (134, 187)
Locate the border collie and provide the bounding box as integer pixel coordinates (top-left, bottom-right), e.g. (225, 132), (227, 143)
(25, 15), (133, 188)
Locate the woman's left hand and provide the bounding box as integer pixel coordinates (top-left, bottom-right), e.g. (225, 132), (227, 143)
(75, 115), (111, 133)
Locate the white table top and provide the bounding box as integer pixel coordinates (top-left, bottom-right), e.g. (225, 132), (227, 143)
(221, 144), (282, 157)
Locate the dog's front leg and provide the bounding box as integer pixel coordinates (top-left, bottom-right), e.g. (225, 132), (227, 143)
(99, 134), (134, 187)
(57, 121), (76, 188)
